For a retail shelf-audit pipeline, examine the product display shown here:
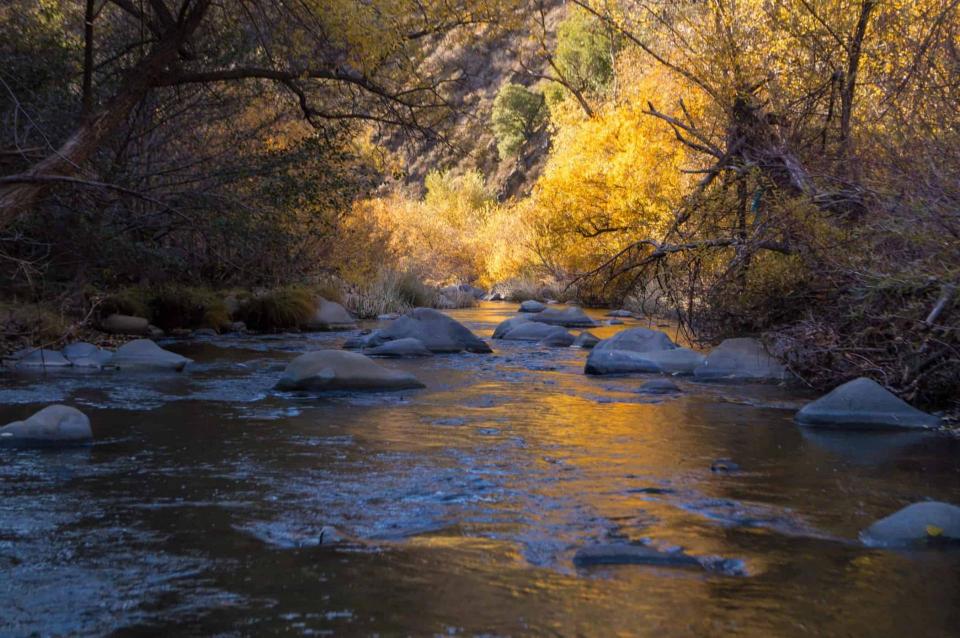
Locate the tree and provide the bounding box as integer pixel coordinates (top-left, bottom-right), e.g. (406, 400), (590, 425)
(491, 83), (546, 158)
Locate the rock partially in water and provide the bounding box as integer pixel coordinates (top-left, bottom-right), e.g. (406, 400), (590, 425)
(500, 322), (567, 342)
(539, 329), (575, 348)
(585, 347), (702, 376)
(376, 313), (401, 321)
(573, 544), (701, 569)
(637, 379), (682, 395)
(519, 300), (546, 313)
(193, 328), (218, 337)
(528, 307), (596, 327)
(343, 330), (385, 350)
(795, 377), (940, 429)
(275, 349), (425, 392)
(860, 502), (960, 546)
(14, 349), (72, 369)
(607, 309), (634, 318)
(0, 405), (92, 447)
(593, 327), (676, 353)
(493, 316), (531, 339)
(101, 313), (150, 335)
(364, 337), (433, 358)
(641, 348), (705, 375)
(305, 298), (356, 331)
(62, 342), (113, 368)
(573, 331), (600, 349)
(111, 339), (192, 371)
(693, 337), (789, 382)
(379, 308), (491, 353)
(710, 458), (740, 473)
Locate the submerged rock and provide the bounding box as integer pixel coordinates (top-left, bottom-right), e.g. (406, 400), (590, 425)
(364, 337), (433, 358)
(795, 377), (940, 429)
(693, 337), (789, 382)
(519, 300), (546, 313)
(111, 339), (192, 371)
(860, 502), (960, 546)
(0, 405), (92, 447)
(62, 342), (113, 368)
(14, 349), (72, 369)
(343, 330), (384, 350)
(499, 322), (567, 342)
(573, 544), (701, 569)
(493, 316), (531, 339)
(593, 327), (676, 353)
(379, 308), (491, 353)
(275, 349), (424, 392)
(573, 331), (600, 349)
(637, 379), (682, 395)
(528, 307), (596, 327)
(306, 298), (356, 331)
(101, 313), (150, 335)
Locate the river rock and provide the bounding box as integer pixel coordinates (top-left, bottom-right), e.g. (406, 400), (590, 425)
(193, 328), (218, 337)
(364, 337), (433, 358)
(860, 502), (960, 546)
(528, 307), (596, 327)
(0, 405), (92, 447)
(593, 327), (676, 353)
(493, 316), (531, 339)
(485, 291), (504, 301)
(573, 331), (600, 349)
(459, 284), (485, 300)
(15, 349), (72, 368)
(377, 313), (401, 321)
(111, 339), (191, 371)
(539, 329), (575, 347)
(795, 377), (940, 429)
(275, 350), (424, 392)
(586, 347), (702, 376)
(573, 544), (701, 568)
(101, 313), (150, 335)
(519, 300), (546, 313)
(637, 379), (682, 394)
(62, 342), (113, 368)
(379, 308), (491, 353)
(693, 337), (789, 381)
(306, 298), (356, 331)
(607, 309), (634, 318)
(500, 322), (566, 342)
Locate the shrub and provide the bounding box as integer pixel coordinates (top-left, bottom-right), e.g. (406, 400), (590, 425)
(491, 83), (546, 158)
(236, 287), (316, 332)
(149, 286), (232, 332)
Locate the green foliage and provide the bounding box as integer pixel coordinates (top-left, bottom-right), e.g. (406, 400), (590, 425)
(236, 287), (316, 332)
(491, 83), (546, 158)
(554, 10), (619, 95)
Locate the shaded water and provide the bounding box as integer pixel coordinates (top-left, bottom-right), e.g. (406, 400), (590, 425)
(2, 303), (959, 636)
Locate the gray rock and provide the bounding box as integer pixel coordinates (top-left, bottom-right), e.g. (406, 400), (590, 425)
(573, 544), (701, 568)
(62, 342), (113, 368)
(693, 337), (789, 382)
(343, 330), (385, 350)
(795, 377), (940, 429)
(275, 349), (424, 392)
(860, 502), (960, 546)
(710, 458), (740, 473)
(228, 321), (247, 333)
(111, 339), (191, 371)
(379, 308), (491, 353)
(500, 322), (567, 342)
(538, 329), (575, 348)
(459, 284), (485, 299)
(528, 306), (596, 327)
(593, 327), (676, 353)
(637, 379), (682, 394)
(193, 328), (218, 337)
(305, 298), (356, 331)
(492, 316), (531, 339)
(364, 337), (433, 358)
(101, 314), (150, 335)
(519, 300), (546, 313)
(15, 349), (72, 368)
(640, 348), (705, 375)
(376, 313), (401, 321)
(607, 309), (634, 318)
(147, 324), (165, 339)
(573, 331), (600, 349)
(0, 405), (92, 447)
(607, 319), (624, 325)
(585, 348), (702, 376)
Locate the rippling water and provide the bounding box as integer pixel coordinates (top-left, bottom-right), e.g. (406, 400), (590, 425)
(1, 303), (959, 636)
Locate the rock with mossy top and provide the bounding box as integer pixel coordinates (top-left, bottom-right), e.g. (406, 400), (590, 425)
(110, 339), (192, 371)
(860, 502), (960, 546)
(0, 405), (92, 447)
(275, 349), (424, 392)
(378, 308), (491, 353)
(795, 377), (940, 429)
(693, 337), (789, 382)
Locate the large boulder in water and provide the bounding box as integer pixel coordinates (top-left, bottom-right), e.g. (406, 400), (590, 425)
(364, 337), (433, 358)
(305, 298), (356, 331)
(275, 350), (424, 392)
(378, 308), (491, 353)
(493, 316), (531, 339)
(528, 307), (596, 327)
(101, 313), (150, 335)
(111, 339), (191, 371)
(63, 342), (114, 368)
(0, 405), (92, 447)
(693, 337), (789, 381)
(860, 502), (960, 546)
(593, 327), (676, 353)
(14, 349), (72, 369)
(795, 377), (940, 429)
(519, 300), (546, 313)
(499, 322), (566, 342)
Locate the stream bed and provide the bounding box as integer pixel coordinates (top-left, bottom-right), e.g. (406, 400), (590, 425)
(1, 302), (959, 636)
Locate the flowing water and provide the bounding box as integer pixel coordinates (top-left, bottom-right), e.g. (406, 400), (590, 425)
(1, 303), (959, 636)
